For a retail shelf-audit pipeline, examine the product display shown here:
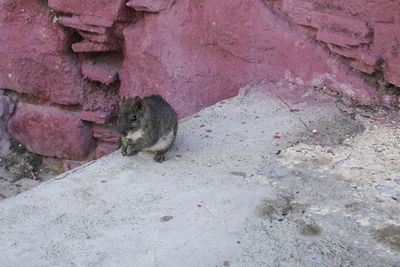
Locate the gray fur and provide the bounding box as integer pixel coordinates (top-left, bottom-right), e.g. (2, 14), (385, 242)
(118, 95), (178, 162)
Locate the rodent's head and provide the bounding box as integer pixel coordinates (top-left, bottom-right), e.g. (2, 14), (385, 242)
(118, 96), (147, 136)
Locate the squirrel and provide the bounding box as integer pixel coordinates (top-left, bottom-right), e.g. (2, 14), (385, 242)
(117, 95), (178, 162)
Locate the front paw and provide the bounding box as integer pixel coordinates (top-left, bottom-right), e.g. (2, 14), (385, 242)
(154, 152), (165, 163)
(121, 145), (128, 156)
(126, 144), (139, 156)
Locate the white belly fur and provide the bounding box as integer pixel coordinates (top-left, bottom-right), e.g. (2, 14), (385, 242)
(126, 129), (144, 142)
(144, 130), (175, 152)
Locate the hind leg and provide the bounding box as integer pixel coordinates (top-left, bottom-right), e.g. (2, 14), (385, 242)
(122, 144), (140, 156)
(153, 151), (166, 163)
(152, 129), (177, 163)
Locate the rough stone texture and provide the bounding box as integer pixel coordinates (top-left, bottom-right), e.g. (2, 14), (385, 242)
(120, 0), (394, 117)
(0, 94), (15, 156)
(94, 141), (120, 159)
(72, 40), (120, 53)
(126, 0), (174, 13)
(79, 111), (114, 125)
(82, 81), (121, 114)
(8, 103), (95, 160)
(1, 0), (400, 161)
(62, 160), (84, 171)
(82, 62), (119, 85)
(92, 125), (121, 158)
(57, 16), (109, 34)
(92, 125), (121, 143)
(269, 0), (400, 87)
(0, 0), (83, 106)
(48, 0), (127, 21)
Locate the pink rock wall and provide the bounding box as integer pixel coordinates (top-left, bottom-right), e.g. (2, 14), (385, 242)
(8, 103), (95, 160)
(0, 0), (399, 164)
(267, 0), (400, 89)
(0, 0), (83, 105)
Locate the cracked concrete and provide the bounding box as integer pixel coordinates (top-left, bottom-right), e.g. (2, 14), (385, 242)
(0, 85), (399, 266)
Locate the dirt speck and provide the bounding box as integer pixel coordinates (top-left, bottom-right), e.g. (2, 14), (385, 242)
(160, 215), (174, 222)
(372, 225), (400, 251)
(229, 171), (246, 177)
(344, 202), (360, 211)
(256, 202), (275, 218)
(297, 220), (322, 236)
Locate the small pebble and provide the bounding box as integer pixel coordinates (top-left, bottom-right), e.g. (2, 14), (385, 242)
(160, 215), (174, 222)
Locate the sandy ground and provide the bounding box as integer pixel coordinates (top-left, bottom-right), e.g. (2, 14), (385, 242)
(0, 85), (399, 266)
(0, 143), (57, 200)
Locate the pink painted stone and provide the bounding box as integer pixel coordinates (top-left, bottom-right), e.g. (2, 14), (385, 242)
(316, 30), (369, 48)
(80, 111), (114, 124)
(82, 62), (119, 85)
(2, 0), (400, 163)
(58, 16), (109, 34)
(372, 23), (399, 56)
(63, 160), (83, 171)
(126, 0), (173, 13)
(349, 61), (375, 75)
(120, 0), (383, 118)
(8, 103), (95, 160)
(372, 23), (400, 87)
(0, 0), (83, 105)
(282, 0), (370, 38)
(77, 31), (114, 44)
(327, 45), (377, 66)
(72, 40), (120, 53)
(92, 125), (121, 143)
(381, 94), (399, 108)
(49, 0), (127, 21)
(95, 141), (120, 159)
(308, 0), (400, 23)
(77, 15), (115, 28)
(384, 58), (400, 87)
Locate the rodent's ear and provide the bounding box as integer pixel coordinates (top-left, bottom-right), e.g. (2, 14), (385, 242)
(134, 96), (144, 111)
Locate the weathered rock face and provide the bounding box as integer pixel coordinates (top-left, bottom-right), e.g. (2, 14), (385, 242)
(120, 0), (400, 116)
(267, 0), (400, 87)
(8, 103), (95, 160)
(0, 0), (399, 163)
(0, 93), (15, 156)
(0, 0), (83, 106)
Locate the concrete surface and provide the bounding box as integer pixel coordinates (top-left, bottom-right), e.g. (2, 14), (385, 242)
(0, 86), (399, 266)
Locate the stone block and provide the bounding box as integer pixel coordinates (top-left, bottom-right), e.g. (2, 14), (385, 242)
(49, 0), (127, 22)
(8, 103), (95, 160)
(384, 58), (400, 87)
(92, 125), (121, 143)
(316, 30), (369, 48)
(0, 0), (83, 105)
(95, 141), (120, 159)
(58, 16), (109, 34)
(82, 62), (119, 85)
(80, 111), (114, 124)
(126, 0), (173, 13)
(72, 40), (120, 53)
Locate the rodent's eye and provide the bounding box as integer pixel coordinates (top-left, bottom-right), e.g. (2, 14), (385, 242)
(129, 115), (137, 122)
